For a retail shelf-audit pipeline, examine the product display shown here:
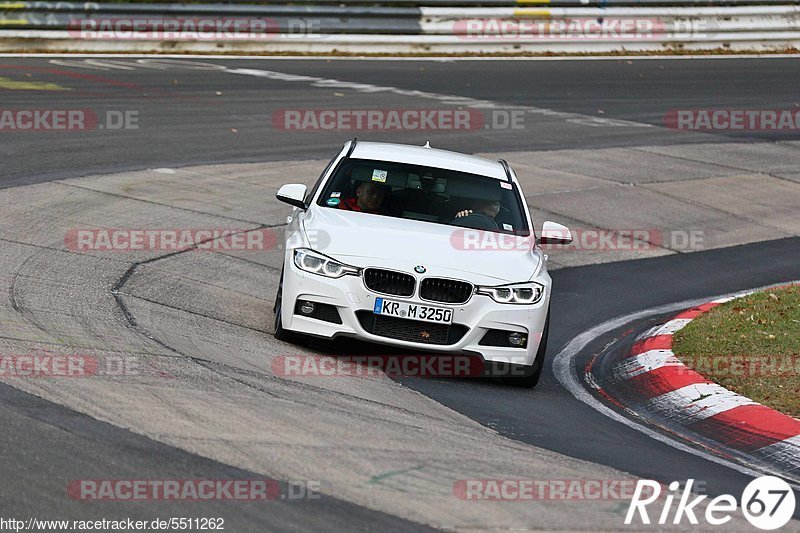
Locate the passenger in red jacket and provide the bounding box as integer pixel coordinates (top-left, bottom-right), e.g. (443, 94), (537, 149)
(339, 181), (388, 214)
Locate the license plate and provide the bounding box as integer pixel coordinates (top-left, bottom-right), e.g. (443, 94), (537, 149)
(373, 298), (453, 324)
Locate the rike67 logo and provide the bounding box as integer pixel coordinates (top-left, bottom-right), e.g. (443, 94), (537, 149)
(626, 477), (796, 530)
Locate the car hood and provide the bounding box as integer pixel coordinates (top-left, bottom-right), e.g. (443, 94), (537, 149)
(302, 206), (541, 284)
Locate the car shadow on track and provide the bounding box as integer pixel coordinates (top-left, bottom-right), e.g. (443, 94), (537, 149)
(294, 335), (528, 388)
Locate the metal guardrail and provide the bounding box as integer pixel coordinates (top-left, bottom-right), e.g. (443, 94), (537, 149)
(3, 0), (799, 10)
(1, 0), (800, 52)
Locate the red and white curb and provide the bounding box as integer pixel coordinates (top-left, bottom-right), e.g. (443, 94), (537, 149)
(591, 287), (800, 479)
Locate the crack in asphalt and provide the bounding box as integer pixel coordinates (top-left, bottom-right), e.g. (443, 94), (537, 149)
(119, 293), (272, 335)
(56, 181), (275, 226)
(628, 144), (800, 186)
(109, 226), (278, 350)
(102, 224), (490, 431)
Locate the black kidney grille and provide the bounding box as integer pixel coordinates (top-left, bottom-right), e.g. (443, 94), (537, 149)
(363, 268), (415, 297)
(419, 278), (473, 304)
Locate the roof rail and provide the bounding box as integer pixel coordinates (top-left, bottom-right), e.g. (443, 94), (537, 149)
(345, 137), (358, 158)
(498, 159), (512, 182)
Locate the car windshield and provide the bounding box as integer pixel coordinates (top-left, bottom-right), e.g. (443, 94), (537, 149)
(316, 158), (530, 236)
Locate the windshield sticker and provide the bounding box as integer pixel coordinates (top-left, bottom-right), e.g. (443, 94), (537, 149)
(372, 169), (388, 183)
(326, 197), (341, 207)
(503, 223), (513, 231)
(330, 191), (341, 198)
(500, 182), (512, 190)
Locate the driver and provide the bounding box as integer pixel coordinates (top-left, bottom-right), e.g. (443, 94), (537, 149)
(451, 199), (501, 230)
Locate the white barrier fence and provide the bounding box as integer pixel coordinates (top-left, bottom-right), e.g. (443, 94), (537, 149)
(2, 4), (799, 53)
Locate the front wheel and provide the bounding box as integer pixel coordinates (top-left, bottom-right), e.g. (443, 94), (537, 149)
(505, 311), (549, 389)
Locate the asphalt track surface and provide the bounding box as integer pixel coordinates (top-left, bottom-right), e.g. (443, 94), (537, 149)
(404, 238), (800, 498)
(1, 56), (800, 529)
(0, 383), (429, 531)
(2, 56), (800, 186)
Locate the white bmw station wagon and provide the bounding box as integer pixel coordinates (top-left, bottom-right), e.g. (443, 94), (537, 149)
(274, 140), (572, 387)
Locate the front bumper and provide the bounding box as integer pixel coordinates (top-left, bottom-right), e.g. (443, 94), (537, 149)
(280, 258), (551, 367)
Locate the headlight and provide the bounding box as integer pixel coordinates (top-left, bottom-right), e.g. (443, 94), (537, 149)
(293, 248), (360, 278)
(476, 282), (544, 305)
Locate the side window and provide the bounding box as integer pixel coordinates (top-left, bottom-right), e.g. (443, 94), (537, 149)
(304, 151), (339, 205)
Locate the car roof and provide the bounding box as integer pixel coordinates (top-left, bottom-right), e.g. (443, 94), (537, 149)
(348, 141), (509, 181)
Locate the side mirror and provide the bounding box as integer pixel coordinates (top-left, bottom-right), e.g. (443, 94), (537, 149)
(539, 221), (573, 245)
(276, 184), (308, 210)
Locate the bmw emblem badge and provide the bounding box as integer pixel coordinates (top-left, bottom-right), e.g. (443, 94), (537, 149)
(414, 265), (426, 274)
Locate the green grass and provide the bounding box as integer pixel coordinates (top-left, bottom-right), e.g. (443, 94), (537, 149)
(672, 285), (800, 418)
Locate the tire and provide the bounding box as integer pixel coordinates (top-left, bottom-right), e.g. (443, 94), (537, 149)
(273, 269), (301, 344)
(505, 310), (549, 389)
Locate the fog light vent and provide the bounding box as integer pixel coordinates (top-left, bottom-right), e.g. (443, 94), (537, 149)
(479, 328), (528, 348)
(507, 332), (526, 346)
(293, 300), (342, 324)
